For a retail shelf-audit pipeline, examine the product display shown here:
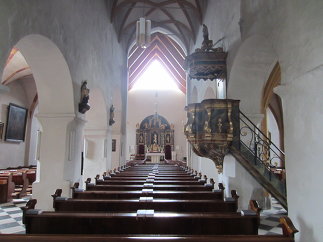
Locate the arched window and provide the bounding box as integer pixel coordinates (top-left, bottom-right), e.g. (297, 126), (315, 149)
(131, 59), (180, 91)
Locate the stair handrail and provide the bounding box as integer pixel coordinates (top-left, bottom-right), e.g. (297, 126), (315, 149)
(239, 111), (285, 155)
(239, 111), (285, 170)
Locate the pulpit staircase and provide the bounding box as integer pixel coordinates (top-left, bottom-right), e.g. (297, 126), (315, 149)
(230, 111), (287, 210)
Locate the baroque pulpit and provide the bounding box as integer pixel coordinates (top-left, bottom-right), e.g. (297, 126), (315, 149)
(183, 24), (240, 173)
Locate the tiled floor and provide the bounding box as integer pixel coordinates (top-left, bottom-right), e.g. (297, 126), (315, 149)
(258, 198), (288, 235)
(0, 196), (287, 235)
(0, 197), (29, 234)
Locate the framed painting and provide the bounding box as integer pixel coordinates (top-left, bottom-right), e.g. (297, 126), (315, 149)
(5, 103), (28, 142)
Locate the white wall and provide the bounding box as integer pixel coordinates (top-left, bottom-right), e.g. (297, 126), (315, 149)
(127, 89), (186, 161)
(83, 88), (108, 182)
(28, 106), (40, 166)
(189, 8), (323, 242)
(0, 1), (127, 209)
(111, 134), (121, 169)
(0, 81), (28, 168)
(222, 154), (263, 211)
(228, 1), (323, 241)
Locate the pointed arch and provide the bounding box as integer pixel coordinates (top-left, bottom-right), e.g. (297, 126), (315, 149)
(128, 32), (186, 93)
(261, 62), (284, 152)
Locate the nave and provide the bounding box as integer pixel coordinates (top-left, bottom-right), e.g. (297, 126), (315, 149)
(0, 163), (296, 241)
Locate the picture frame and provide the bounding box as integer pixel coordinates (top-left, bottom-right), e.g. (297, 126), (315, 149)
(112, 139), (116, 152)
(0, 122), (4, 140)
(5, 103), (28, 142)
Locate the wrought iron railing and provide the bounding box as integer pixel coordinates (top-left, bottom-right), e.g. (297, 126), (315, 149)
(233, 111), (286, 200)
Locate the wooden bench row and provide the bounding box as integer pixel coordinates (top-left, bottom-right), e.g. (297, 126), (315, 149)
(0, 234), (299, 242)
(0, 168), (35, 202)
(17, 163), (298, 241)
(52, 188), (238, 212)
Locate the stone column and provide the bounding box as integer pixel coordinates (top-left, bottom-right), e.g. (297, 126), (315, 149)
(32, 113), (74, 210)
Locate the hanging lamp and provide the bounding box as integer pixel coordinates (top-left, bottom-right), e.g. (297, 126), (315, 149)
(136, 17), (151, 48)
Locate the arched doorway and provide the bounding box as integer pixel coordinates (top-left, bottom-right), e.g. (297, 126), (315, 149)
(11, 34), (75, 209)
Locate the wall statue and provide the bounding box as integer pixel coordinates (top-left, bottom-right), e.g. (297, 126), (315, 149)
(79, 81), (90, 114)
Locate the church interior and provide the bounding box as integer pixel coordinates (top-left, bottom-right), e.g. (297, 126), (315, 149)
(0, 1), (322, 241)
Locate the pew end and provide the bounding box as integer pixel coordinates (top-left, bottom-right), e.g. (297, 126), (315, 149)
(71, 182), (80, 190)
(218, 183), (225, 191)
(208, 178), (215, 189)
(51, 189), (62, 209)
(280, 216), (299, 238)
(249, 200), (262, 216)
(21, 199), (37, 224)
(231, 190), (239, 200)
(71, 182), (81, 198)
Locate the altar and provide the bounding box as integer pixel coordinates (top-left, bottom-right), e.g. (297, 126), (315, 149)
(146, 152), (165, 163)
(135, 113), (174, 161)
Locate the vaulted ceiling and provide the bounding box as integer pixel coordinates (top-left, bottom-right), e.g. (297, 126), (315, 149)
(2, 48), (32, 85)
(109, 0), (208, 51)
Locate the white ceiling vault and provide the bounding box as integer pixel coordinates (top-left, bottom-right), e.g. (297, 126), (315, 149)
(108, 0), (208, 52)
(1, 48), (32, 85)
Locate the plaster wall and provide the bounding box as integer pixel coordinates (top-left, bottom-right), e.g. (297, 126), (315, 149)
(0, 0), (126, 209)
(28, 106), (40, 167)
(111, 134), (121, 169)
(229, 1), (323, 241)
(267, 109), (280, 155)
(0, 0), (126, 154)
(0, 81), (27, 168)
(192, 5), (323, 239)
(222, 154), (262, 211)
(127, 89), (186, 161)
(83, 135), (107, 183)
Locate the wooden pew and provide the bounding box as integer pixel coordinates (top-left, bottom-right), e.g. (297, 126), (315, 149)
(0, 173), (15, 203)
(14, 163), (298, 241)
(73, 189), (224, 200)
(96, 179), (206, 185)
(22, 201), (259, 235)
(0, 168), (33, 198)
(0, 233), (299, 242)
(12, 171), (29, 198)
(53, 190), (238, 213)
(26, 169), (36, 184)
(72, 181), (223, 200)
(107, 176), (199, 180)
(86, 184), (214, 191)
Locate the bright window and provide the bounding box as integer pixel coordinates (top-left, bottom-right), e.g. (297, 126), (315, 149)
(131, 60), (180, 91)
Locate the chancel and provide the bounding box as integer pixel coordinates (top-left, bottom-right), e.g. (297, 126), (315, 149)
(135, 113), (174, 162)
(0, 1), (322, 242)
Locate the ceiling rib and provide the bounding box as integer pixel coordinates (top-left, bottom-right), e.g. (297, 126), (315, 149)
(110, 0), (207, 52)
